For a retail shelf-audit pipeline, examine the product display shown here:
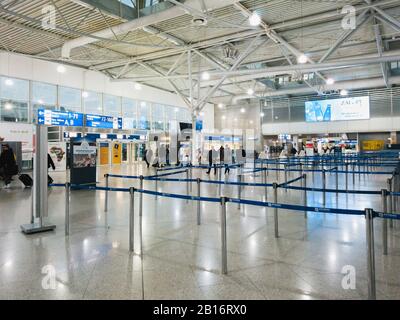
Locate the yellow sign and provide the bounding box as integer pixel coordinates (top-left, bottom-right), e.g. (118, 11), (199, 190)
(112, 143), (122, 164)
(362, 140), (385, 151)
(100, 147), (109, 165)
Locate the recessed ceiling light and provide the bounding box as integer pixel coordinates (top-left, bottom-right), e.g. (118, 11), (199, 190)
(249, 120), (253, 124)
(221, 115), (226, 120)
(240, 108), (246, 113)
(218, 103), (224, 109)
(82, 91), (89, 98)
(297, 54), (308, 64)
(5, 102), (13, 110)
(174, 107), (179, 112)
(249, 12), (261, 26)
(5, 79), (13, 86)
(134, 83), (142, 90)
(141, 101), (146, 107)
(260, 112), (265, 117)
(201, 72), (210, 81)
(57, 65), (66, 73)
(326, 78), (335, 85)
(37, 99), (44, 104)
(247, 88), (254, 95)
(340, 89), (349, 96)
(234, 118), (238, 121)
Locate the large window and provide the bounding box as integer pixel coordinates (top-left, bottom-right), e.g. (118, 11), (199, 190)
(0, 76), (29, 122)
(83, 91), (102, 115)
(103, 94), (121, 117)
(122, 97), (137, 128)
(138, 101), (150, 130)
(151, 103), (165, 130)
(32, 81), (57, 120)
(59, 86), (81, 113)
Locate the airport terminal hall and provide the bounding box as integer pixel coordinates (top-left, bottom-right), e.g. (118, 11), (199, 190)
(2, 0), (400, 306)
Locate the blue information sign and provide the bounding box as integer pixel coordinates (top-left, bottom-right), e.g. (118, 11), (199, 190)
(85, 114), (122, 129)
(37, 109), (84, 127)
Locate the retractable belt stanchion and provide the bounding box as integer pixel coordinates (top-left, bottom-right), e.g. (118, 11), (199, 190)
(139, 176), (144, 217)
(284, 164), (288, 192)
(388, 178), (393, 228)
(65, 182), (70, 236)
(365, 208), (376, 300)
(273, 182), (279, 238)
(30, 188), (34, 224)
(275, 161), (279, 181)
(189, 165), (193, 192)
(322, 169), (326, 207)
(302, 174), (307, 219)
(186, 169), (189, 203)
(129, 187), (135, 253)
(197, 178), (201, 225)
(345, 163), (349, 192)
(220, 197), (228, 275)
(104, 174), (109, 212)
(335, 166), (339, 196)
(352, 162), (355, 186)
(155, 170), (158, 200)
(381, 189), (388, 255)
(237, 174), (242, 210)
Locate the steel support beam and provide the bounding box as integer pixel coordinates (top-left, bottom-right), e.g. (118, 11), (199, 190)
(373, 21), (390, 88)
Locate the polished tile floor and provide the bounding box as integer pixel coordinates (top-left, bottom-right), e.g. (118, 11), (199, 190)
(0, 162), (399, 300)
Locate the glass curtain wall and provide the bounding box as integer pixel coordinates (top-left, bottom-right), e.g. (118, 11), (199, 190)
(0, 76), (29, 122)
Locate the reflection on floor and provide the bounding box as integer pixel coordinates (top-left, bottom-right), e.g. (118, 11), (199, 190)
(0, 163), (399, 300)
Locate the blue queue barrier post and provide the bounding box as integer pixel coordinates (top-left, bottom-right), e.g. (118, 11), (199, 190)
(129, 187), (135, 253)
(275, 161), (279, 181)
(139, 176), (144, 217)
(189, 165), (193, 193)
(155, 170), (158, 201)
(352, 162), (355, 186)
(238, 174), (242, 210)
(381, 189), (388, 255)
(30, 187), (34, 224)
(104, 174), (109, 212)
(345, 163), (349, 192)
(65, 182), (70, 236)
(335, 166), (339, 197)
(322, 169), (326, 207)
(365, 208), (376, 300)
(388, 178), (393, 228)
(197, 178), (201, 225)
(186, 169), (189, 203)
(220, 196), (228, 275)
(302, 174), (307, 219)
(273, 182), (279, 238)
(284, 164), (288, 193)
(266, 162), (269, 176)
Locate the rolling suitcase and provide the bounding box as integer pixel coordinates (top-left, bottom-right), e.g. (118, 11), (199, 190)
(19, 174), (33, 188)
(48, 175), (54, 185)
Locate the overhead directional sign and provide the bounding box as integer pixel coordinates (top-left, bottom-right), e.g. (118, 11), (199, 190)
(37, 109), (84, 127)
(86, 114), (122, 129)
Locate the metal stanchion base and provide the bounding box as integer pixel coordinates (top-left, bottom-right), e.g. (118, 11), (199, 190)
(21, 223), (56, 234)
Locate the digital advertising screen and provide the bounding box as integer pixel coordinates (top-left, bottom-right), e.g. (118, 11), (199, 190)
(305, 96), (370, 122)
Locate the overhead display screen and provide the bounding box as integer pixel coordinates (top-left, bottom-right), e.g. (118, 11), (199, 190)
(86, 114), (122, 129)
(305, 96), (370, 122)
(37, 109), (84, 127)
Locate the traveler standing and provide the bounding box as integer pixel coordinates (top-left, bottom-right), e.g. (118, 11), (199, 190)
(0, 144), (17, 189)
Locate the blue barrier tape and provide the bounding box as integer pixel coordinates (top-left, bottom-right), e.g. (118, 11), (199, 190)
(136, 188), (221, 203)
(282, 185), (381, 195)
(106, 174), (140, 179)
(49, 183), (65, 187)
(279, 175), (304, 187)
(391, 192), (400, 196)
(147, 169), (188, 179)
(374, 212), (400, 220)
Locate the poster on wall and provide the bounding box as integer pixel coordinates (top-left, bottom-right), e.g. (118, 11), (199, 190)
(305, 96), (370, 122)
(0, 122), (33, 161)
(73, 140), (97, 168)
(48, 142), (67, 171)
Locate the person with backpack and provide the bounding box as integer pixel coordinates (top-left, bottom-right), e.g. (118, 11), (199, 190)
(0, 144), (18, 189)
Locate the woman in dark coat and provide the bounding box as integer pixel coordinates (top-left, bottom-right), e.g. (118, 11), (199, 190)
(0, 144), (17, 188)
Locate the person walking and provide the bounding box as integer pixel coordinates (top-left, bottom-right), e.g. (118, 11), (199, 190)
(224, 145), (231, 174)
(206, 147), (217, 175)
(0, 144), (18, 189)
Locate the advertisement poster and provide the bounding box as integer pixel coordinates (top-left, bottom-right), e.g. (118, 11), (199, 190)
(48, 142), (67, 171)
(305, 96), (370, 122)
(73, 140), (97, 168)
(112, 143), (121, 164)
(0, 122), (33, 160)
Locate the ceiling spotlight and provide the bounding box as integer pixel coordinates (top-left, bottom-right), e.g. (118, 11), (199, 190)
(191, 16), (207, 27)
(57, 65), (66, 73)
(5, 102), (13, 110)
(221, 115), (226, 120)
(134, 83), (142, 90)
(249, 120), (253, 124)
(82, 91), (89, 98)
(201, 72), (210, 81)
(174, 107), (179, 112)
(247, 88), (254, 95)
(234, 118), (238, 121)
(326, 78), (335, 85)
(260, 112), (265, 117)
(249, 12), (261, 26)
(240, 108), (246, 113)
(340, 89), (349, 96)
(218, 103), (224, 109)
(5, 79), (13, 86)
(297, 54), (308, 64)
(37, 99), (44, 104)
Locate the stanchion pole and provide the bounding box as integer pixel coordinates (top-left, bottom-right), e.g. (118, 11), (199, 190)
(352, 162), (355, 186)
(220, 196), (228, 275)
(322, 169), (326, 207)
(155, 170), (158, 201)
(30, 187), (34, 224)
(65, 182), (70, 236)
(335, 166), (339, 196)
(284, 164), (288, 192)
(186, 169), (189, 203)
(388, 178), (393, 228)
(104, 174), (109, 212)
(365, 208), (376, 300)
(139, 176), (144, 217)
(381, 189), (388, 255)
(197, 178), (201, 225)
(266, 162), (269, 176)
(189, 165), (193, 192)
(345, 163), (349, 192)
(273, 182), (279, 238)
(275, 161), (279, 181)
(303, 174), (307, 218)
(238, 174), (242, 210)
(129, 187), (135, 252)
